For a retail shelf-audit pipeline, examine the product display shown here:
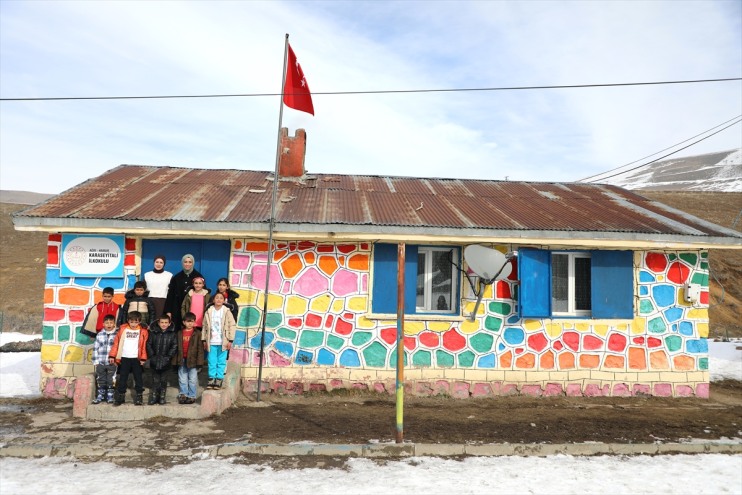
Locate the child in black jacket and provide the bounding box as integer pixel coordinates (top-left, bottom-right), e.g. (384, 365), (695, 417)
(145, 314), (178, 405)
(119, 281), (156, 327)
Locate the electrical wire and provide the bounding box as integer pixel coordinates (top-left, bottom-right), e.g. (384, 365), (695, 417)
(578, 114), (742, 183)
(581, 118), (742, 183)
(1, 77), (739, 102)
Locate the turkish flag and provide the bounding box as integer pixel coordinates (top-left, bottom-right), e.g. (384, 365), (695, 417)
(283, 43), (314, 115)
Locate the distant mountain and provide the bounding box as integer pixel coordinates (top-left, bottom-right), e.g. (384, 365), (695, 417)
(588, 149), (742, 192)
(0, 190), (55, 205)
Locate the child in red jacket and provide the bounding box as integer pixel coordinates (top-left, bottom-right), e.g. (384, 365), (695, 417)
(109, 311), (149, 406)
(81, 287), (120, 338)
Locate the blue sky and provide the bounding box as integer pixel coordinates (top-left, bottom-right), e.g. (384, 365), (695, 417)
(1, 0), (740, 193)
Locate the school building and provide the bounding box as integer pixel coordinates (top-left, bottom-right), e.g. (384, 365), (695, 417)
(13, 128), (742, 400)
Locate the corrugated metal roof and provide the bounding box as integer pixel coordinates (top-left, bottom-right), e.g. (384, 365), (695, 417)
(14, 164), (742, 243)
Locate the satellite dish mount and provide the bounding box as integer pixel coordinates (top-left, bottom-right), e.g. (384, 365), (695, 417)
(463, 245), (516, 322)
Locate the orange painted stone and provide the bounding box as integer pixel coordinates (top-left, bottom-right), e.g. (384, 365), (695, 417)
(234, 240), (243, 250)
(604, 355), (625, 369)
(649, 350), (670, 369)
(673, 354), (695, 371)
(44, 288), (54, 304)
(348, 254), (369, 271)
(273, 250), (288, 262)
(113, 293), (126, 306)
(515, 352), (535, 369)
(59, 287), (91, 306)
(579, 354), (600, 369)
(499, 350), (512, 368)
(246, 242), (269, 252)
(539, 350), (555, 369)
(280, 253), (303, 279)
(628, 347), (647, 370)
(558, 352), (575, 369)
(303, 252), (316, 264)
(318, 256), (339, 276)
(338, 256), (345, 266)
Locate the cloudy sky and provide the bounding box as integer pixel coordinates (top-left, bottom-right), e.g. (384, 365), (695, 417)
(1, 0), (740, 194)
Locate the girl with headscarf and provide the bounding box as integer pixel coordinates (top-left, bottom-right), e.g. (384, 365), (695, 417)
(206, 277), (240, 322)
(143, 255), (173, 319)
(165, 254), (204, 329)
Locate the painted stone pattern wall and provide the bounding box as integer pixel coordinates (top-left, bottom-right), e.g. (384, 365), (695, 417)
(40, 234), (137, 398)
(227, 241), (711, 398)
(38, 234), (710, 399)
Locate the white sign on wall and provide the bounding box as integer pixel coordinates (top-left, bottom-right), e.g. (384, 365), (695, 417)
(61, 235), (125, 278)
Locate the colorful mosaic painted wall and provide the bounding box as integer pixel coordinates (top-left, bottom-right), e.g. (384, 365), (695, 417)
(227, 241), (711, 398)
(38, 235), (710, 399)
(39, 234), (137, 398)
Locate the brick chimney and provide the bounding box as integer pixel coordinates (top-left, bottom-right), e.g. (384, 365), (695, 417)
(278, 128), (307, 178)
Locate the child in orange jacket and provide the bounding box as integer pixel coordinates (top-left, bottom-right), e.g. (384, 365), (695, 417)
(109, 311), (149, 406)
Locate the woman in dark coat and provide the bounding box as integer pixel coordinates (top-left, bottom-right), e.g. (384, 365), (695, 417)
(165, 254), (203, 329)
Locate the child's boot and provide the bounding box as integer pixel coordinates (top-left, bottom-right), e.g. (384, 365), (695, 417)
(92, 390), (105, 404)
(113, 391), (124, 406)
(148, 390), (158, 405)
(159, 384), (167, 405)
(134, 393), (144, 406)
(107, 388), (115, 404)
(215, 379), (223, 389)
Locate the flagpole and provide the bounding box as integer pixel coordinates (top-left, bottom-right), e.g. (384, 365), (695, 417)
(256, 33), (290, 402)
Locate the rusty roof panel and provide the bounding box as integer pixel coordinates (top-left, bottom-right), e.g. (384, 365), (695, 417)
(20, 182), (111, 217)
(323, 189), (368, 224)
(276, 188), (325, 223)
(223, 190), (271, 222)
(427, 179), (472, 197)
(366, 193), (420, 226)
(391, 177), (435, 195)
(349, 175), (393, 193)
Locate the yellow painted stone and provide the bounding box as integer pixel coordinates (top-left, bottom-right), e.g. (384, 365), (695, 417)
(545, 323), (563, 338)
(86, 349), (94, 363)
(355, 316), (376, 329)
(427, 321), (451, 332)
(676, 293), (692, 307)
(483, 284), (493, 299)
(687, 308), (708, 320)
(310, 294), (332, 313)
(562, 322), (573, 329)
(594, 325), (609, 337)
(235, 289), (258, 305)
(63, 345), (84, 363)
(615, 324), (628, 333)
(331, 298), (345, 313)
(697, 323), (709, 338)
(41, 344), (62, 362)
(403, 321), (425, 335)
(631, 317), (646, 335)
(464, 301), (484, 315)
(575, 323), (591, 332)
(524, 319), (542, 331)
(285, 295), (308, 316)
(657, 275), (664, 281)
(460, 319), (480, 334)
(347, 296), (368, 312)
(267, 293), (284, 311)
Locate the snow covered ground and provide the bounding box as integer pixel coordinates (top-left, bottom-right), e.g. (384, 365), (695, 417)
(1, 333), (741, 495)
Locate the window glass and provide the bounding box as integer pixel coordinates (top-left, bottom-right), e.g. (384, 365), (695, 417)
(416, 252), (426, 308)
(551, 254), (569, 313)
(431, 250), (452, 311)
(574, 257), (592, 311)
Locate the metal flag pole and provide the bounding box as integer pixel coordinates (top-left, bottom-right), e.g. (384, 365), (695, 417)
(395, 243), (405, 443)
(256, 33), (290, 402)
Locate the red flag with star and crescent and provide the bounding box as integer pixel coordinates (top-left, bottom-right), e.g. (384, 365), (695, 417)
(283, 43), (314, 115)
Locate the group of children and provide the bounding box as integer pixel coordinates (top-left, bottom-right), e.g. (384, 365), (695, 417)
(86, 274), (239, 406)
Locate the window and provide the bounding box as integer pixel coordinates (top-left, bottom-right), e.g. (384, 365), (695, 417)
(519, 249), (633, 319)
(372, 244), (460, 315)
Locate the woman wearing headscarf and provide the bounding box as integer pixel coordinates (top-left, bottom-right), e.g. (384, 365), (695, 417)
(143, 254), (173, 320)
(165, 254), (204, 329)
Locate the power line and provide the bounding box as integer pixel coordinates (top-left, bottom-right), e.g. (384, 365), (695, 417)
(1, 77), (739, 102)
(581, 118), (742, 183)
(578, 114), (742, 182)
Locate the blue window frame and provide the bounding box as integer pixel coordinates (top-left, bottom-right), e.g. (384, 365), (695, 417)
(371, 243), (460, 315)
(519, 248), (633, 318)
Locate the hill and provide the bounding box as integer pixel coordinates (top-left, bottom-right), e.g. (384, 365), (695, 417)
(1, 192), (740, 337)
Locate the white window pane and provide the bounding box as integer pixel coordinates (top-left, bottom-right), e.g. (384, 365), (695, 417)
(552, 254), (568, 313)
(431, 250), (453, 311)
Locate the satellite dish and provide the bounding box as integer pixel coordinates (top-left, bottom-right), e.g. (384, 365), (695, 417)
(464, 245), (511, 282)
(464, 245), (516, 321)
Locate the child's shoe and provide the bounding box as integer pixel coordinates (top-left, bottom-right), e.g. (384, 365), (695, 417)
(207, 378), (216, 389)
(134, 393), (144, 406)
(92, 390), (105, 404)
(113, 391), (124, 406)
(107, 389), (115, 404)
(148, 392), (158, 405)
(177, 394), (186, 404)
(159, 386), (167, 405)
(215, 379), (223, 389)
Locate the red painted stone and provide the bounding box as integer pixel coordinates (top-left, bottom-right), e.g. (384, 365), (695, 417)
(360, 243), (370, 250)
(298, 241), (315, 251)
(607, 333), (627, 352)
(582, 335), (604, 351)
(334, 319), (352, 336)
(288, 318), (303, 328)
(343, 312), (354, 320)
(380, 327), (397, 345)
(515, 347), (524, 355)
(337, 244), (356, 254)
(47, 245), (59, 265)
(700, 291), (709, 304)
(324, 315), (334, 328)
(563, 331), (579, 351)
(49, 234), (62, 242)
(645, 252), (667, 273)
(667, 261), (690, 284)
(418, 332), (440, 348)
(317, 245), (335, 253)
(496, 281), (511, 299)
(404, 336), (416, 350)
(44, 307), (65, 322)
(553, 340), (563, 351)
(506, 259), (518, 280)
(442, 329), (466, 352)
(647, 337), (662, 348)
(125, 237), (136, 251)
(124, 254), (135, 266)
(527, 333), (548, 352)
(305, 313), (322, 328)
(633, 337), (645, 345)
(68, 310), (85, 323)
